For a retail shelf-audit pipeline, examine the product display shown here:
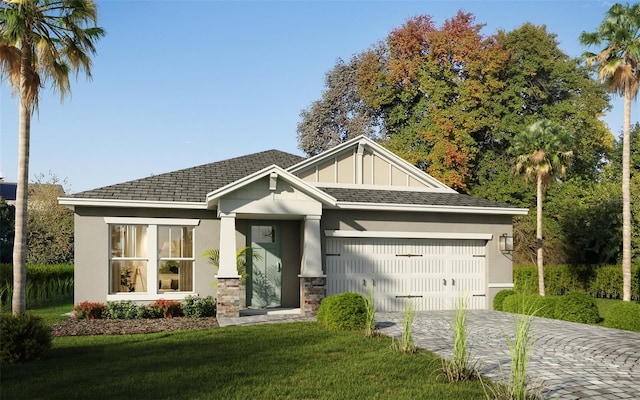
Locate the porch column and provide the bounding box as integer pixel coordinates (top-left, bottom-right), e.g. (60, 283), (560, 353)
(300, 215), (325, 316)
(216, 211), (240, 317)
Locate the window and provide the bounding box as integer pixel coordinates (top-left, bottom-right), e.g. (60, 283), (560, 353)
(158, 226), (194, 293)
(106, 218), (200, 299)
(110, 225), (148, 293)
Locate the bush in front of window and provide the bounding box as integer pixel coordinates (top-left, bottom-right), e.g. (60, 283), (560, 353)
(150, 299), (183, 318)
(182, 295), (216, 318)
(103, 301), (163, 319)
(0, 313), (52, 363)
(73, 301), (106, 319)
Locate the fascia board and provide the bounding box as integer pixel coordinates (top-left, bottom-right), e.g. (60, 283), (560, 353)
(335, 201), (529, 215)
(58, 197), (207, 210)
(206, 165), (337, 206)
(325, 230), (493, 240)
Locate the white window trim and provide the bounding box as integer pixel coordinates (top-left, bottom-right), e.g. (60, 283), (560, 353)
(104, 217), (200, 226)
(106, 218), (200, 300)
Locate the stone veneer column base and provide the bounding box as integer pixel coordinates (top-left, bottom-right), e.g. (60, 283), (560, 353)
(217, 278), (240, 318)
(300, 277), (326, 317)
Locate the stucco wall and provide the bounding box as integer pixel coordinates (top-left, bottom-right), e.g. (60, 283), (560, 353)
(74, 207), (304, 307)
(320, 209), (515, 309)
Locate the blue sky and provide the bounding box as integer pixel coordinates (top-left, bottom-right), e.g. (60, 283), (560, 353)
(0, 0), (630, 193)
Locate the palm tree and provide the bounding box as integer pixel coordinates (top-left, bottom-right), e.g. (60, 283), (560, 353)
(0, 0), (104, 315)
(580, 3), (640, 302)
(510, 119), (573, 296)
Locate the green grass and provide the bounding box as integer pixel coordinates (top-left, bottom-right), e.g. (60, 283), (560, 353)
(25, 297), (73, 325)
(1, 322), (489, 400)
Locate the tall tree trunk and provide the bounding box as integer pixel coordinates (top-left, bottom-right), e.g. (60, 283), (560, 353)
(537, 175), (545, 296)
(11, 51), (31, 316)
(622, 90), (631, 302)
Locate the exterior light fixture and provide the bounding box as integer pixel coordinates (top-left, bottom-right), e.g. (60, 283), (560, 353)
(499, 233), (514, 253)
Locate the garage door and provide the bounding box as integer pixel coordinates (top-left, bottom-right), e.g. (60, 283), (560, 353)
(325, 237), (486, 311)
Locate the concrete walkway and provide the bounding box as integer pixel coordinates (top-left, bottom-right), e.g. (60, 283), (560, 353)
(377, 310), (640, 400)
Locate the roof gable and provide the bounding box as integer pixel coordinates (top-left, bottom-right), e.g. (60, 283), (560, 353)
(206, 165), (336, 210)
(61, 150), (305, 205)
(288, 136), (455, 193)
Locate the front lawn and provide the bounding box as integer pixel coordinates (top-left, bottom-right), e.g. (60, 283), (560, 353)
(2, 322), (489, 400)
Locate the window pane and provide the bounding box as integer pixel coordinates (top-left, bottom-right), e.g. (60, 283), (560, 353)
(111, 260), (148, 293)
(251, 225), (276, 243)
(111, 225), (147, 258)
(158, 226), (193, 258)
(158, 260), (193, 292)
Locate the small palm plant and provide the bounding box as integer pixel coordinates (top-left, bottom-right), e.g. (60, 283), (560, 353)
(201, 247), (262, 283)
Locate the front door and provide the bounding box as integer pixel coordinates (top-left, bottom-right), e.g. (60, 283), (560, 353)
(248, 223), (282, 308)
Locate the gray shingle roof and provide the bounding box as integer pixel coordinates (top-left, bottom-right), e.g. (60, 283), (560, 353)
(70, 150), (305, 203)
(319, 187), (517, 209)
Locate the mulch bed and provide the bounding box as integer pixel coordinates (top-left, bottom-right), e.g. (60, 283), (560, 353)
(51, 317), (219, 337)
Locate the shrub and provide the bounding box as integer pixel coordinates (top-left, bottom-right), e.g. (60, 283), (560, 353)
(150, 299), (183, 318)
(0, 313), (52, 364)
(502, 294), (557, 319)
(605, 302), (640, 332)
(493, 289), (516, 311)
(317, 292), (366, 331)
(104, 301), (140, 319)
(554, 292), (600, 324)
(73, 301), (106, 319)
(182, 295), (216, 318)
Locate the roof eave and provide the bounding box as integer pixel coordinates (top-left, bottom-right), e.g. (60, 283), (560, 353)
(58, 197), (208, 210)
(335, 201), (529, 215)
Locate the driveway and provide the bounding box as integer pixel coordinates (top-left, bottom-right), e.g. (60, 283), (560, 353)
(376, 310), (640, 399)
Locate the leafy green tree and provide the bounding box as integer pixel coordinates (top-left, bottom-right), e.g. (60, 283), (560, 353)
(580, 2), (640, 301)
(26, 173), (74, 264)
(0, 0), (104, 315)
(297, 55), (383, 156)
(510, 119), (573, 296)
(0, 197), (14, 264)
(496, 23), (613, 180)
(358, 12), (509, 190)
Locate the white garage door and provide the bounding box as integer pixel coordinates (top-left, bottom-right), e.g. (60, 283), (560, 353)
(326, 237), (487, 311)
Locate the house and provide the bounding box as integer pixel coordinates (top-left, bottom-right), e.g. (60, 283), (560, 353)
(0, 178), (17, 206)
(59, 136), (527, 317)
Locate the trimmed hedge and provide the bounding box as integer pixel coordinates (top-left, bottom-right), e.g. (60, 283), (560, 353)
(604, 302), (640, 332)
(493, 289), (516, 311)
(502, 293), (557, 318)
(0, 313), (52, 364)
(553, 292), (600, 324)
(514, 264), (640, 300)
(0, 264), (74, 285)
(317, 292), (367, 331)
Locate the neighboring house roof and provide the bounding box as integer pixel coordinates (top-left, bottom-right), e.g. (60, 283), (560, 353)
(0, 182), (17, 203)
(67, 150), (305, 203)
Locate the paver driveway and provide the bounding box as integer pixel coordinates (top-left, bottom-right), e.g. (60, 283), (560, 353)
(377, 310), (640, 399)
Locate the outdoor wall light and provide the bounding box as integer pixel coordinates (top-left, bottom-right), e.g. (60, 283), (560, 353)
(499, 233), (514, 253)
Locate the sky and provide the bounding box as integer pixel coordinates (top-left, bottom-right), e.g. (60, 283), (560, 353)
(0, 0), (632, 193)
